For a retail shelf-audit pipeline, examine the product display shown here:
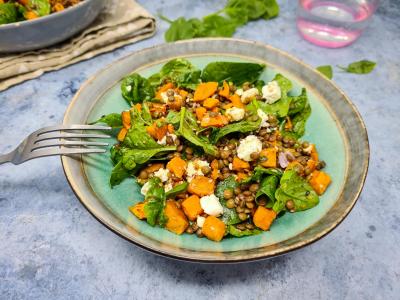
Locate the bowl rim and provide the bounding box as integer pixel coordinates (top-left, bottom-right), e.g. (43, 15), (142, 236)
(0, 0), (95, 30)
(61, 38), (370, 263)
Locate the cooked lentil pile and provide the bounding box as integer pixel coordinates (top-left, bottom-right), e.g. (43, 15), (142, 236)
(0, 0), (83, 24)
(92, 58), (332, 242)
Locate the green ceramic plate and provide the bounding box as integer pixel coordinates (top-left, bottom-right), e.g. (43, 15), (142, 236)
(62, 39), (369, 262)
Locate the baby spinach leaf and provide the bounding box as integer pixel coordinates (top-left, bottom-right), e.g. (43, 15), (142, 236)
(165, 110), (181, 127)
(121, 73), (155, 105)
(0, 3), (18, 24)
(141, 102), (153, 125)
(162, 16), (203, 42)
(256, 175), (279, 207)
(258, 98), (291, 118)
(316, 65), (333, 79)
(201, 62), (266, 85)
(228, 225), (262, 237)
(20, 0), (50, 17)
(242, 166), (282, 183)
(89, 113), (122, 128)
(262, 0), (280, 20)
(288, 88), (308, 116)
(199, 14), (238, 37)
(165, 182), (189, 198)
(144, 177), (168, 226)
(177, 108), (218, 155)
(338, 60), (376, 74)
(110, 145), (122, 165)
(216, 176), (242, 225)
(273, 169), (319, 213)
(274, 73), (293, 94)
(110, 161), (130, 188)
(225, 0), (269, 24)
(148, 58), (201, 90)
(210, 119), (260, 143)
(120, 146), (176, 170)
(282, 103), (311, 139)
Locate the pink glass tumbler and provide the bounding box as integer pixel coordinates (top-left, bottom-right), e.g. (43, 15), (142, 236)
(297, 0), (380, 48)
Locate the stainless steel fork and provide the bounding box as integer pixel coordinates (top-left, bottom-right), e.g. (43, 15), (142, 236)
(0, 125), (111, 165)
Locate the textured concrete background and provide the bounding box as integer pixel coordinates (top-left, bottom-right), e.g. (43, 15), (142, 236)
(1, 1), (399, 299)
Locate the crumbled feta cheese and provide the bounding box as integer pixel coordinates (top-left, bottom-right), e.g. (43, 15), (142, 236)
(262, 81), (281, 104)
(160, 91), (169, 103)
(156, 133), (178, 145)
(164, 182), (173, 192)
(186, 160), (210, 182)
(240, 88), (259, 103)
(140, 181), (151, 196)
(303, 144), (313, 154)
(235, 88), (243, 96)
(257, 109), (270, 128)
(237, 135), (263, 162)
(154, 168), (170, 182)
(226, 107), (245, 122)
(200, 194), (224, 217)
(197, 216), (206, 228)
(228, 163), (233, 170)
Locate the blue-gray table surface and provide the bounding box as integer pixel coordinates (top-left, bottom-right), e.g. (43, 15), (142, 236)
(1, 1), (399, 299)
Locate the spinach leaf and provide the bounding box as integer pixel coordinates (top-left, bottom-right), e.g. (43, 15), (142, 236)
(262, 0), (280, 20)
(256, 175), (279, 207)
(338, 60), (376, 74)
(110, 145), (122, 165)
(210, 119), (260, 143)
(274, 73), (293, 93)
(120, 146), (176, 170)
(20, 0), (50, 17)
(242, 166), (282, 183)
(254, 79), (265, 93)
(121, 73), (155, 105)
(225, 0), (279, 24)
(228, 225), (262, 237)
(201, 62), (266, 85)
(216, 176), (242, 225)
(162, 16), (203, 42)
(258, 98), (291, 118)
(0, 3), (18, 24)
(165, 182), (189, 198)
(316, 65), (333, 79)
(89, 113), (122, 128)
(165, 110), (181, 127)
(148, 58), (201, 90)
(177, 108), (218, 155)
(281, 103), (311, 139)
(141, 102), (153, 125)
(288, 88), (308, 116)
(144, 177), (168, 226)
(110, 161), (130, 188)
(273, 169), (319, 213)
(199, 14), (238, 37)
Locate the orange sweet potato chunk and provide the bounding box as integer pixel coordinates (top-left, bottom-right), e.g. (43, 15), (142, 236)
(253, 206), (276, 231)
(202, 216), (226, 242)
(309, 170), (331, 195)
(193, 82), (218, 101)
(200, 115), (229, 128)
(121, 111), (131, 129)
(167, 156), (187, 179)
(203, 98), (220, 109)
(260, 148), (277, 168)
(181, 195), (203, 221)
(146, 122), (168, 141)
(164, 200), (189, 235)
(155, 82), (174, 100)
(232, 157), (250, 171)
(218, 81), (230, 98)
(188, 176), (215, 197)
(129, 202), (146, 220)
(117, 127), (127, 142)
(195, 107), (207, 120)
(228, 94), (244, 108)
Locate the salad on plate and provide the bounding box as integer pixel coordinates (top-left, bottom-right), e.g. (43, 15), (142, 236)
(92, 58), (332, 242)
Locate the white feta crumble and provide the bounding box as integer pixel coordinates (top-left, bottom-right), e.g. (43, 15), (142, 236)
(156, 133), (178, 145)
(237, 135), (263, 162)
(186, 160), (210, 182)
(228, 163), (233, 170)
(262, 81), (281, 104)
(200, 194), (224, 217)
(196, 216), (206, 228)
(154, 168), (170, 182)
(303, 144), (314, 154)
(240, 88), (259, 103)
(257, 109), (270, 128)
(140, 181), (151, 196)
(160, 91), (169, 103)
(235, 88), (243, 96)
(164, 182), (173, 192)
(225, 107), (245, 121)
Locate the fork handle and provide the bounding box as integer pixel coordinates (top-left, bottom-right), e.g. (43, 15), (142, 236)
(0, 152), (13, 165)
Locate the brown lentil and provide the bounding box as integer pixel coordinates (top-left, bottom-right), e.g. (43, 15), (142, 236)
(138, 170), (148, 179)
(201, 166), (211, 175)
(249, 183), (259, 192)
(226, 199), (235, 208)
(238, 213), (248, 221)
(185, 147), (193, 154)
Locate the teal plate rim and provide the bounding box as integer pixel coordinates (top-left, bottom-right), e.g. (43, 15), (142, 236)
(61, 38), (369, 263)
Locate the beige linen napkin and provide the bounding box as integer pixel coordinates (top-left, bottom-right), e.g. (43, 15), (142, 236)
(0, 0), (155, 91)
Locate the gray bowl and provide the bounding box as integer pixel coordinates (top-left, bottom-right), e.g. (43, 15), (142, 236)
(0, 0), (106, 53)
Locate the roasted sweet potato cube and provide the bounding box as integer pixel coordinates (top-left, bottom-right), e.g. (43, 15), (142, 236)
(164, 200), (189, 235)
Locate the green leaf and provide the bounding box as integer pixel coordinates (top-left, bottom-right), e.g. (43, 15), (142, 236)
(316, 65), (333, 79)
(120, 146), (176, 170)
(273, 170), (319, 213)
(216, 176), (242, 225)
(225, 0), (279, 24)
(22, 0), (50, 17)
(163, 17), (203, 42)
(165, 110), (181, 127)
(281, 103), (311, 139)
(199, 14), (238, 37)
(274, 73), (293, 94)
(121, 73), (155, 105)
(201, 62), (266, 85)
(165, 182), (189, 198)
(144, 177), (168, 226)
(0, 3), (18, 24)
(256, 175), (279, 207)
(228, 225), (262, 237)
(337, 60), (376, 74)
(110, 161), (130, 188)
(177, 108), (218, 156)
(241, 165), (282, 183)
(262, 0), (280, 20)
(148, 58), (201, 90)
(288, 88), (308, 116)
(89, 113), (122, 128)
